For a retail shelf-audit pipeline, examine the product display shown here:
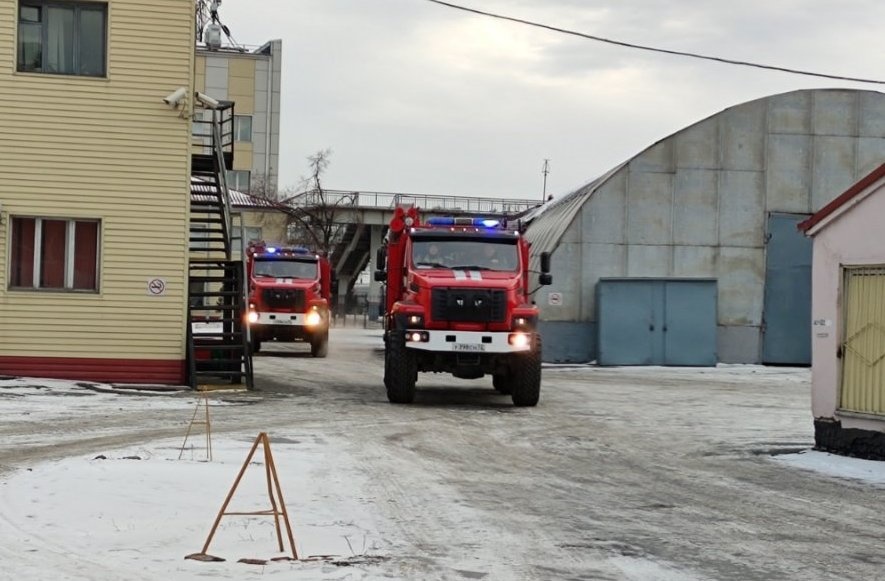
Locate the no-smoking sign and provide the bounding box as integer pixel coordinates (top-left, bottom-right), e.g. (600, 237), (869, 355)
(147, 278), (167, 296)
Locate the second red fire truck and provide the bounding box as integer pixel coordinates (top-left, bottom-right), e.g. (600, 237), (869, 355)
(245, 241), (332, 357)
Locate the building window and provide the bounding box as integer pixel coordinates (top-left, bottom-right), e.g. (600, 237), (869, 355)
(233, 226), (263, 245)
(234, 115), (252, 142)
(10, 217), (100, 291)
(227, 170), (251, 192)
(17, 1), (108, 77)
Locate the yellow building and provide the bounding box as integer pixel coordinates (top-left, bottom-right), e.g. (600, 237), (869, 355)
(195, 40), (282, 194)
(0, 0), (248, 385)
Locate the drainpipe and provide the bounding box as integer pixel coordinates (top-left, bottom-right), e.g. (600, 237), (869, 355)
(264, 44), (273, 191)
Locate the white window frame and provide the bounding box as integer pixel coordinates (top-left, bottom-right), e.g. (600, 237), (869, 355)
(234, 115), (253, 142)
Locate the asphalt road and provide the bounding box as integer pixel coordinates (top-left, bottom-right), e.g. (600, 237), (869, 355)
(2, 327), (884, 580)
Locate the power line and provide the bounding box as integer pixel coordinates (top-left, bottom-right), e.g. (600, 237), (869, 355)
(422, 0), (885, 86)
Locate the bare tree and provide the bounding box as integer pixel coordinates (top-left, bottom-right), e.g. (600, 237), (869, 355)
(283, 149), (360, 256)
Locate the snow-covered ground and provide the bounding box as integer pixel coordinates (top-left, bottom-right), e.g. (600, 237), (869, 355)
(0, 379), (390, 580)
(3, 359), (885, 580)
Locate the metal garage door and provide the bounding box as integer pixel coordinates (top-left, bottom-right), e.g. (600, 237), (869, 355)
(762, 213), (813, 365)
(597, 279), (717, 366)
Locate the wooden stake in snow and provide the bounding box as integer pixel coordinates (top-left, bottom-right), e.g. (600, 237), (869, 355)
(185, 432), (299, 562)
(178, 390), (212, 462)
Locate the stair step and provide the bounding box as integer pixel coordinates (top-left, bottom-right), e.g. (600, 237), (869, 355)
(193, 370), (248, 379)
(193, 343), (246, 351)
(190, 317), (240, 324)
(189, 290), (242, 297)
(189, 276), (237, 284)
(194, 332), (244, 339)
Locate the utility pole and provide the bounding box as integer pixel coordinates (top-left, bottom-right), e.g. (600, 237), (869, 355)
(541, 159), (550, 202)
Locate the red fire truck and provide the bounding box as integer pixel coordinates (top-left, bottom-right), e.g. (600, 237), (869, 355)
(374, 207), (552, 406)
(245, 241), (332, 357)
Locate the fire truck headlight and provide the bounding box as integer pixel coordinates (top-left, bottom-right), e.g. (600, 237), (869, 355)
(508, 332), (530, 349)
(247, 311), (259, 324)
(305, 311), (322, 326)
(408, 314), (424, 327)
(406, 331), (429, 343)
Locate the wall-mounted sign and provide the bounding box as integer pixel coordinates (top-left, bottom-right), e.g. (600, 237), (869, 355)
(548, 292), (563, 306)
(147, 278), (167, 296)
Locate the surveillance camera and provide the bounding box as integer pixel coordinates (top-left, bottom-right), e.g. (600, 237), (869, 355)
(195, 92), (220, 109)
(163, 87), (187, 108)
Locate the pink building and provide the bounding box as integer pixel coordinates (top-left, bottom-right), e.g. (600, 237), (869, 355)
(800, 162), (885, 459)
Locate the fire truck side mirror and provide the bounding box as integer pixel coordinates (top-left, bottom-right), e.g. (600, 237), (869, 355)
(374, 247), (387, 282)
(540, 251), (551, 274)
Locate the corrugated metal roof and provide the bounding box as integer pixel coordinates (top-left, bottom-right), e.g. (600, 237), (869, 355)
(524, 162), (626, 267)
(190, 176), (282, 209)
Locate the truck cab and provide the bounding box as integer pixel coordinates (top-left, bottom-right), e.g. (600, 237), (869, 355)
(377, 208), (552, 406)
(245, 242), (331, 357)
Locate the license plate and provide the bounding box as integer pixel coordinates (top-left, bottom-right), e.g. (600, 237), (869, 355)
(452, 343), (484, 352)
(271, 318), (295, 325)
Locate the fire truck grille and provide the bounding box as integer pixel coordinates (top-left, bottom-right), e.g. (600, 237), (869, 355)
(431, 288), (507, 323)
(263, 288), (305, 310)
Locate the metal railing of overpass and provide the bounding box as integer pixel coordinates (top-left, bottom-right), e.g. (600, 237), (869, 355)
(285, 189), (541, 216)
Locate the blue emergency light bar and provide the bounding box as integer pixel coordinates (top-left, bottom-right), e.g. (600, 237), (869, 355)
(427, 217), (502, 228)
(262, 246), (311, 255)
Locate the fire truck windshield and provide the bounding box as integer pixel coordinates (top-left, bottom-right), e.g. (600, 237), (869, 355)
(413, 239), (518, 272)
(253, 259), (317, 279)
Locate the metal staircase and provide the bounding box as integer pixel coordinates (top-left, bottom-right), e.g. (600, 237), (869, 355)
(186, 102), (253, 389)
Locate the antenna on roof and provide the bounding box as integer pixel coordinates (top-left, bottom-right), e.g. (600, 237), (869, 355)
(196, 0), (243, 51)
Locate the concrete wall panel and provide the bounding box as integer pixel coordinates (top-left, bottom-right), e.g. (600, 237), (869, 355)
(859, 91), (885, 138)
(721, 101), (766, 171)
(812, 136), (856, 211)
(673, 169), (718, 245)
(540, 242), (582, 321)
(857, 137), (885, 177)
(627, 245), (671, 278)
(813, 91), (858, 136)
(718, 247), (765, 326)
(580, 243), (627, 321)
(768, 91), (812, 135)
(539, 321), (595, 363)
(626, 172), (673, 245)
(582, 171), (626, 244)
(766, 134), (812, 213)
(718, 325), (761, 363)
(719, 171), (765, 247)
(673, 246), (717, 278)
(629, 140), (674, 173)
(676, 118), (719, 169)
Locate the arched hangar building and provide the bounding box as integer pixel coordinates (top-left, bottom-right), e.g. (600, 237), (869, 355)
(526, 89), (885, 366)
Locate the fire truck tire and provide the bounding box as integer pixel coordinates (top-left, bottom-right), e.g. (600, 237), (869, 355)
(511, 336), (541, 407)
(310, 331), (329, 358)
(385, 331), (416, 404)
(492, 374), (513, 394)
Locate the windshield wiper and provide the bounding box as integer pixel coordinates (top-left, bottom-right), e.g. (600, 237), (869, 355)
(449, 265), (492, 271)
(415, 262), (449, 269)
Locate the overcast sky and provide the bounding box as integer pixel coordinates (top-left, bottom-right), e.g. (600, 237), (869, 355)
(218, 0), (885, 201)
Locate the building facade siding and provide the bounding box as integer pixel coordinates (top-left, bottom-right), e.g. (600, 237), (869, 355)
(0, 0), (195, 380)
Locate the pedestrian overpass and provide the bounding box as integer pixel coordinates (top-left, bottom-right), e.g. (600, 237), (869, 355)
(285, 189), (540, 315)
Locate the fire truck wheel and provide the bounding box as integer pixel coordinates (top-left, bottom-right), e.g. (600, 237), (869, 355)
(385, 331), (416, 404)
(511, 336), (541, 407)
(310, 331), (329, 358)
(492, 373), (513, 394)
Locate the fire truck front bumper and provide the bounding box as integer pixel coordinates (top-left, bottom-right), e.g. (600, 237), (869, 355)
(250, 312), (308, 326)
(403, 330), (533, 354)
